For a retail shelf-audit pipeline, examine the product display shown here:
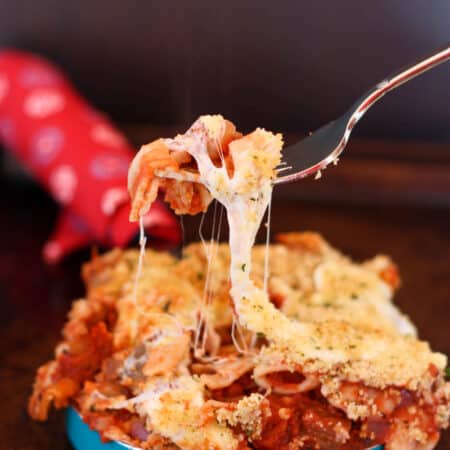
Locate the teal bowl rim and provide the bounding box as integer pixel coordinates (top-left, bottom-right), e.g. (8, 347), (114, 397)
(66, 406), (384, 449)
(66, 406), (137, 450)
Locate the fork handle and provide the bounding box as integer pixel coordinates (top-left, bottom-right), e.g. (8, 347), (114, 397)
(350, 43), (450, 127)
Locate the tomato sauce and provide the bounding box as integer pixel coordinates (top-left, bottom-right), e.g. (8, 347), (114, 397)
(265, 370), (305, 391)
(56, 321), (113, 383)
(254, 393), (361, 450)
(211, 372), (258, 402)
(210, 376), (385, 449)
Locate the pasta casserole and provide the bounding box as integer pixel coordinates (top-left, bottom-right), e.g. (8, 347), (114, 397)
(29, 116), (450, 449)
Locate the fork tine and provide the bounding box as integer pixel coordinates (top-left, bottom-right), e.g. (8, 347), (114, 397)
(276, 166), (292, 173)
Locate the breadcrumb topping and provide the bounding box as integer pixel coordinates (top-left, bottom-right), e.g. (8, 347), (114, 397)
(216, 393), (270, 441)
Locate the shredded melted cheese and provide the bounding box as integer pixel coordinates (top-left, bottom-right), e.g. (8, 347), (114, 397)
(121, 115), (450, 449)
(161, 119), (293, 342)
(125, 376), (237, 450)
(127, 115), (447, 387)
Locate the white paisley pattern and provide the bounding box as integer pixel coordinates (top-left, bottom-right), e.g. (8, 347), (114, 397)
(31, 127), (64, 165)
(24, 88), (65, 118)
(49, 165), (77, 204)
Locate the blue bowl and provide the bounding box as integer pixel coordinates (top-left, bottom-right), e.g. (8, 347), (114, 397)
(66, 406), (383, 449)
(65, 407), (137, 450)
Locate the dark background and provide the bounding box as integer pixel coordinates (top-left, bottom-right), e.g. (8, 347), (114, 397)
(0, 0), (449, 140)
(0, 2), (449, 449)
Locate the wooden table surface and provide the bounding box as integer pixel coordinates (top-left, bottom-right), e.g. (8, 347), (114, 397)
(1, 183), (449, 449)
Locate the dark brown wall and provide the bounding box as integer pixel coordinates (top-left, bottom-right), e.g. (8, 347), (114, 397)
(0, 0), (449, 140)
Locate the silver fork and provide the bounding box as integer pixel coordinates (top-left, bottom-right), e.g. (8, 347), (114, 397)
(276, 43), (450, 184)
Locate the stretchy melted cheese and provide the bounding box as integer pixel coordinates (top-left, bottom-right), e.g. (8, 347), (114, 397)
(128, 115), (428, 382)
(28, 116), (450, 450)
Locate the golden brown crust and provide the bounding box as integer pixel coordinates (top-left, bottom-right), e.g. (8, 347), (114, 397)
(275, 231), (328, 254)
(30, 115), (449, 449)
(29, 234), (449, 449)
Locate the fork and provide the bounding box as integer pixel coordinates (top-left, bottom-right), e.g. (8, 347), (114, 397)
(276, 43), (450, 184)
